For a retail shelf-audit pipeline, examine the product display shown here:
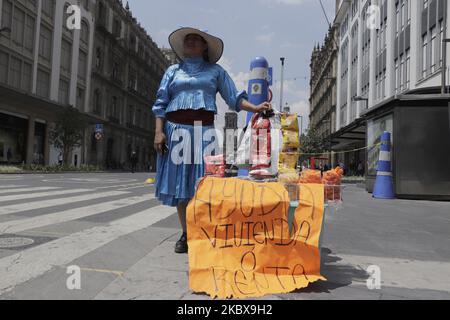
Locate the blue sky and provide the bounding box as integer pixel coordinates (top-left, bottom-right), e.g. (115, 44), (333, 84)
(127, 0), (336, 130)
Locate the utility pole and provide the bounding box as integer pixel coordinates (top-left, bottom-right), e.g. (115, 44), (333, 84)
(280, 57), (285, 112)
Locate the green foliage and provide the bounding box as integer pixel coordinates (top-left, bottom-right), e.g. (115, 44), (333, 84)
(19, 164), (102, 172)
(299, 127), (328, 157)
(49, 107), (88, 165)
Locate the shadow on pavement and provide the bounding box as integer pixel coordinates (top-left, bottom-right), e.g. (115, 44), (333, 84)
(293, 247), (369, 294)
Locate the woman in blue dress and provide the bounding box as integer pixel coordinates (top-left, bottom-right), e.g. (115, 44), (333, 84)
(152, 27), (271, 253)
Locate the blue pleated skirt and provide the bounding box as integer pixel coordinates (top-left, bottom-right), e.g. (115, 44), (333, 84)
(155, 120), (216, 207)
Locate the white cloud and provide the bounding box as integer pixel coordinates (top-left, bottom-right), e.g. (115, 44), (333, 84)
(255, 32), (275, 45)
(216, 57), (251, 129)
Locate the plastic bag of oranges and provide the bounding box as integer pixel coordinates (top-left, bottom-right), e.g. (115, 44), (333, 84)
(298, 169), (322, 184)
(322, 167), (343, 201)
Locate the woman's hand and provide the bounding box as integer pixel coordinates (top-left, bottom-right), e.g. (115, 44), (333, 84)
(154, 131), (167, 154)
(239, 100), (272, 113)
(254, 102), (272, 113)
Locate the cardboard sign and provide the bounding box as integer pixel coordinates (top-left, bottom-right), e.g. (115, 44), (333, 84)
(187, 177), (326, 299)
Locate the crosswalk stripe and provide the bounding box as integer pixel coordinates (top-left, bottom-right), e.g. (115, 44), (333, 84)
(0, 205), (176, 295)
(0, 194), (155, 234)
(0, 185), (27, 189)
(0, 188), (87, 202)
(0, 190), (129, 216)
(0, 187), (60, 195)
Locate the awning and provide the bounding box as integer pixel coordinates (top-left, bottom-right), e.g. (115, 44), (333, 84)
(331, 117), (366, 151)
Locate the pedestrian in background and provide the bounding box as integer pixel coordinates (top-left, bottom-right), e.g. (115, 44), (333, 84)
(58, 152), (63, 166)
(6, 148), (12, 164)
(357, 161), (364, 176)
(152, 27), (271, 253)
(130, 151), (138, 173)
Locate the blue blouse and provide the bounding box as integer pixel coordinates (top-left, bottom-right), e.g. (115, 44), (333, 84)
(152, 57), (248, 118)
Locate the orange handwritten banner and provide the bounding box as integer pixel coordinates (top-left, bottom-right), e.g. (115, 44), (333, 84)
(187, 177), (326, 299)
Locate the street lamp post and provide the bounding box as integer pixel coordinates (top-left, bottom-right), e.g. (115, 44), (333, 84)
(298, 115), (303, 137)
(352, 96), (369, 109)
(279, 57), (285, 113)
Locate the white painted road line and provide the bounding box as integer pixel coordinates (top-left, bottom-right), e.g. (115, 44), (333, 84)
(0, 194), (156, 234)
(0, 187), (60, 195)
(0, 188), (86, 202)
(0, 190), (129, 216)
(0, 185), (27, 189)
(0, 205), (176, 295)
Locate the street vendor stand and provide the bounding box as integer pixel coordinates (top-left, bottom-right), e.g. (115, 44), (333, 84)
(186, 111), (344, 299)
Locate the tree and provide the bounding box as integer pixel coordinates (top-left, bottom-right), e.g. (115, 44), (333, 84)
(49, 107), (88, 165)
(299, 127), (328, 162)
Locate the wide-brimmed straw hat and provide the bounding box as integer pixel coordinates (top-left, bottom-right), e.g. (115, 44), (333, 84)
(168, 27), (224, 64)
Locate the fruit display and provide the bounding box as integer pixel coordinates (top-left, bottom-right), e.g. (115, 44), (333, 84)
(322, 166), (344, 201)
(298, 169), (322, 184)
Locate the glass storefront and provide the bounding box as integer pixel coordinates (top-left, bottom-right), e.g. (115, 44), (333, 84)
(367, 113), (393, 176)
(0, 113), (27, 164)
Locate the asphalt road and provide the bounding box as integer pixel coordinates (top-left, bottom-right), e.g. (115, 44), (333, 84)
(0, 173), (449, 300)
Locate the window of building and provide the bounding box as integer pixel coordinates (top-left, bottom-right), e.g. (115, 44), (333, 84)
(22, 62), (32, 92)
(82, 0), (89, 11)
(130, 33), (136, 51)
(78, 50), (87, 81)
(1, 0), (13, 31)
(395, 58), (399, 93)
(9, 56), (22, 89)
(400, 54), (405, 91)
(77, 87), (85, 110)
(406, 49), (410, 89)
(93, 89), (102, 115)
(39, 24), (52, 62)
(111, 96), (118, 118)
(431, 26), (437, 73)
(41, 0), (54, 19)
(128, 106), (134, 125)
(58, 78), (69, 105)
(80, 20), (89, 47)
(61, 39), (72, 74)
(12, 6), (25, 46)
(113, 18), (121, 38)
(0, 51), (8, 83)
(439, 20), (444, 66)
(24, 15), (35, 53)
(36, 68), (50, 98)
(422, 34), (428, 78)
(95, 47), (102, 70)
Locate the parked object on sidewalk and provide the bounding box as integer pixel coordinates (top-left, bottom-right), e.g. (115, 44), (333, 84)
(373, 131), (395, 199)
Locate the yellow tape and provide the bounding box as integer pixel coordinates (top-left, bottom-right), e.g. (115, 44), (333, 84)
(299, 142), (382, 157)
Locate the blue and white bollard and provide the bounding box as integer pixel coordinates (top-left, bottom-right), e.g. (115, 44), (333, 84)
(373, 131), (395, 199)
(246, 57), (269, 123)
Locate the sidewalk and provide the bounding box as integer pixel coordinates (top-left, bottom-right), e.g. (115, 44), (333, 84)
(93, 185), (450, 300)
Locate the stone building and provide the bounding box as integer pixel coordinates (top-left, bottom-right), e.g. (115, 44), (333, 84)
(309, 24), (339, 166)
(0, 0), (170, 170)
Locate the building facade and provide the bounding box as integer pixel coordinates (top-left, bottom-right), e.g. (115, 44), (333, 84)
(334, 0), (450, 199)
(0, 0), (169, 170)
(309, 25), (339, 165)
(88, 0), (168, 170)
